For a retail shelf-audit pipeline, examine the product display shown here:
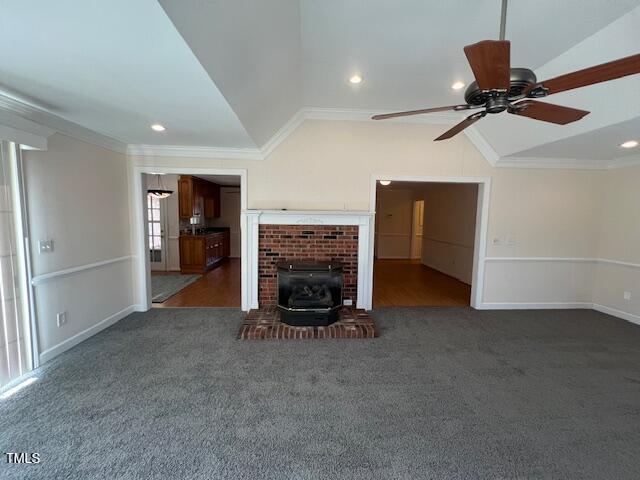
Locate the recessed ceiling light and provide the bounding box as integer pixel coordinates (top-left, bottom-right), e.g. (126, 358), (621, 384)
(620, 140), (638, 149)
(451, 81), (465, 90)
(379, 180), (391, 186)
(151, 124), (166, 132)
(349, 74), (363, 85)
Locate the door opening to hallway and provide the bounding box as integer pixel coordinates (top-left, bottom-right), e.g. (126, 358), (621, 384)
(373, 180), (478, 307)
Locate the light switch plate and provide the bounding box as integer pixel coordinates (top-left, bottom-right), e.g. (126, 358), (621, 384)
(56, 311), (67, 327)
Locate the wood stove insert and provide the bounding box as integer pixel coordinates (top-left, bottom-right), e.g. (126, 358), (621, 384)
(277, 261), (343, 326)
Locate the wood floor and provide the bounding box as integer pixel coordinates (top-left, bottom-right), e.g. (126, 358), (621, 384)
(373, 259), (471, 307)
(153, 258), (468, 308)
(153, 258), (241, 308)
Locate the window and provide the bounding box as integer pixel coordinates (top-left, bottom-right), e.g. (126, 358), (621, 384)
(147, 194), (162, 263)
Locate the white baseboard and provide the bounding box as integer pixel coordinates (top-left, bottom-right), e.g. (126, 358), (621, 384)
(477, 302), (593, 310)
(592, 303), (640, 326)
(133, 304), (148, 312)
(39, 305), (136, 364)
(478, 301), (640, 327)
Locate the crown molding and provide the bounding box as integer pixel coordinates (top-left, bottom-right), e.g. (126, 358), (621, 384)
(607, 153), (640, 170)
(127, 107), (466, 161)
(0, 91), (127, 153)
(125, 144), (263, 160)
(464, 125), (500, 167)
(495, 156), (610, 170)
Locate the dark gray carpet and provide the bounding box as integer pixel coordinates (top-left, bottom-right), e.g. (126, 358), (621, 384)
(151, 274), (200, 302)
(2, 308), (640, 479)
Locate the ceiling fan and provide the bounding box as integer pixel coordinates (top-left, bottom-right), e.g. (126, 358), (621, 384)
(371, 0), (640, 141)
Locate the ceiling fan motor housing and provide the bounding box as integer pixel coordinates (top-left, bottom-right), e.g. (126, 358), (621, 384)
(464, 68), (538, 110)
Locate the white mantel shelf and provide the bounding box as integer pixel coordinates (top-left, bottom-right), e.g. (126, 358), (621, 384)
(241, 209), (375, 311)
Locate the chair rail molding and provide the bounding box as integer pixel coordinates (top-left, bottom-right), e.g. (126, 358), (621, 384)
(31, 255), (134, 286)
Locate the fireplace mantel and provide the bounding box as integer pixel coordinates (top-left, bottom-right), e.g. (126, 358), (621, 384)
(242, 210), (374, 311)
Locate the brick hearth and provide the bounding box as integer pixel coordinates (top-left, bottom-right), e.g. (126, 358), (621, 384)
(258, 224), (358, 306)
(238, 306), (377, 340)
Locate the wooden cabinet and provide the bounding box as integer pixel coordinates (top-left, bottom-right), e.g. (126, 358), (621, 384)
(179, 236), (205, 273)
(179, 231), (230, 274)
(204, 183), (220, 219)
(178, 175), (220, 219)
(178, 176), (193, 218)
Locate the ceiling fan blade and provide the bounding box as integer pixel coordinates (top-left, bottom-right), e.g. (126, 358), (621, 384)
(371, 104), (472, 120)
(531, 53), (640, 96)
(463, 40), (510, 90)
(509, 100), (589, 125)
(434, 112), (486, 141)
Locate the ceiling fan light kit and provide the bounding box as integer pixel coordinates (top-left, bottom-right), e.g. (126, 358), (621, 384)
(372, 0), (640, 141)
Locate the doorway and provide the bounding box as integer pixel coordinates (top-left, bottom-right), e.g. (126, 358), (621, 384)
(132, 167), (248, 311)
(371, 177), (488, 308)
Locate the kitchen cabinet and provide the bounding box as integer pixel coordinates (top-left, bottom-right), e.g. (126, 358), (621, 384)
(179, 231), (230, 274)
(178, 175), (220, 219)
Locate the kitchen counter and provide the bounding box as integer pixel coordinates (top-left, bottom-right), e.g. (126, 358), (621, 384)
(180, 227), (230, 237)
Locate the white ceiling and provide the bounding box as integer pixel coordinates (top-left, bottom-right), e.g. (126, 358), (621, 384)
(0, 0), (255, 147)
(1, 0), (639, 164)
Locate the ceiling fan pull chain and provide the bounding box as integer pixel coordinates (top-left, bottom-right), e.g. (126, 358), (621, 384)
(499, 0), (508, 40)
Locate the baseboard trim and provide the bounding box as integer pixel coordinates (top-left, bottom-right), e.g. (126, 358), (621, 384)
(592, 303), (640, 326)
(478, 302), (593, 310)
(478, 302), (640, 327)
(39, 305), (136, 364)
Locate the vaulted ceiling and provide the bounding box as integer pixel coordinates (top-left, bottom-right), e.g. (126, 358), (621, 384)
(1, 0), (639, 166)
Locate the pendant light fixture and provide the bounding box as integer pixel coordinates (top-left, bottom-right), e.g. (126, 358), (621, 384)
(147, 173), (173, 199)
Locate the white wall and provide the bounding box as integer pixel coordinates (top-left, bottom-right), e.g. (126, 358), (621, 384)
(420, 183), (477, 284)
(593, 165), (640, 321)
(130, 120), (605, 310)
(211, 186), (241, 257)
(129, 119), (639, 323)
(23, 133), (134, 362)
(375, 186), (413, 258)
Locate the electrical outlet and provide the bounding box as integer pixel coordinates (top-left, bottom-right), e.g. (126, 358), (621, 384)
(56, 311), (67, 327)
(624, 291), (632, 301)
(39, 239), (54, 254)
(343, 298), (353, 306)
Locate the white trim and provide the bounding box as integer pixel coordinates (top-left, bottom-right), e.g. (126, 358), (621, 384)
(369, 175), (491, 310)
(39, 305), (136, 364)
(245, 210), (375, 310)
(465, 125), (500, 166)
(303, 107), (462, 125)
(260, 110), (307, 158)
(476, 301), (640, 327)
(126, 108), (470, 162)
(592, 303), (640, 326)
(131, 166), (249, 311)
(607, 154), (640, 170)
(126, 144), (263, 160)
(484, 257), (640, 269)
(0, 91), (126, 154)
(495, 156), (610, 170)
(478, 302), (593, 310)
(31, 256), (133, 286)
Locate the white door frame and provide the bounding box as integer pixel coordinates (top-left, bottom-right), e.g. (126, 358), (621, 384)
(131, 166), (248, 311)
(369, 175), (491, 309)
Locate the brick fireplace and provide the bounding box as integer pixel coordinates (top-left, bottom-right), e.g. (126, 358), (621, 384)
(258, 225), (358, 306)
(244, 211), (374, 311)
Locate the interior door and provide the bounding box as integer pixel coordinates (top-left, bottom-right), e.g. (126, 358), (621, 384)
(147, 194), (168, 271)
